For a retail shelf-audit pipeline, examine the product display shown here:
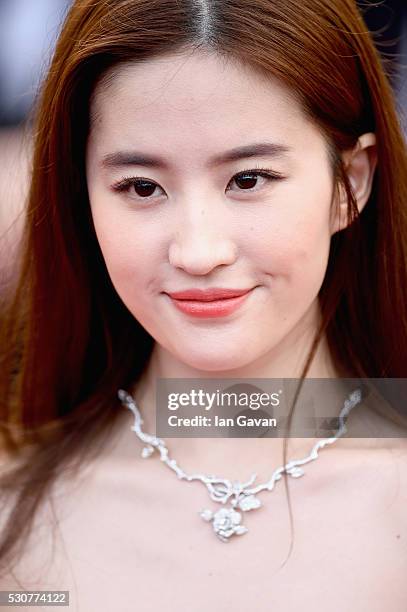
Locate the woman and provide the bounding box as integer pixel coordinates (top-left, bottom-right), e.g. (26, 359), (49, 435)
(0, 0), (406, 608)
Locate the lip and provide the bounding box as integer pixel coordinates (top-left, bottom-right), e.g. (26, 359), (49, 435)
(166, 287), (253, 301)
(165, 287), (255, 318)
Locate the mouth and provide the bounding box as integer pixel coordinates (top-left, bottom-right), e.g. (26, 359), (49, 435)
(165, 287), (255, 318)
(166, 287), (254, 301)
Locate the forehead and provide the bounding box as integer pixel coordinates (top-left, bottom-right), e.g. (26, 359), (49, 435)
(88, 50), (324, 161)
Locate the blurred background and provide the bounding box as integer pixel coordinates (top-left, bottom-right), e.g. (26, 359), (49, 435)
(0, 0), (406, 292)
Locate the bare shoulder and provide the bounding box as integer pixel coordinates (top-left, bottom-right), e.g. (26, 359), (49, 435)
(388, 438), (407, 502)
(0, 572), (26, 590)
(361, 437), (407, 538)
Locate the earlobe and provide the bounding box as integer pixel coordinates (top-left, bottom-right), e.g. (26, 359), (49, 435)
(330, 132), (377, 235)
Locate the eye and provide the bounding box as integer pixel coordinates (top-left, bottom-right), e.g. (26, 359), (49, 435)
(112, 177), (164, 199)
(226, 168), (284, 193)
(111, 167), (285, 202)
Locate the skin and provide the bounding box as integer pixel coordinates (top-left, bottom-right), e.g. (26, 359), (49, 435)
(5, 51), (407, 604)
(6, 52), (407, 602)
(85, 48), (377, 467)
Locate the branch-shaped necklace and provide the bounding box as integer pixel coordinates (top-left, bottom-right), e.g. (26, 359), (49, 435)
(118, 388), (361, 543)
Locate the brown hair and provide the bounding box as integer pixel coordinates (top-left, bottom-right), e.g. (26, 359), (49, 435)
(0, 0), (406, 578)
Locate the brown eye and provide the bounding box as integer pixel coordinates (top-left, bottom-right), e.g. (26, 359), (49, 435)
(227, 169), (283, 193)
(112, 177), (165, 199)
(234, 173), (260, 190)
(131, 180), (158, 198)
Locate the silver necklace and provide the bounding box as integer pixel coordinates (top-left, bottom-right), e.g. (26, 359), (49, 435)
(118, 387), (362, 543)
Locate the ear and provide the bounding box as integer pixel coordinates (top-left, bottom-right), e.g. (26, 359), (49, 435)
(330, 132), (377, 235)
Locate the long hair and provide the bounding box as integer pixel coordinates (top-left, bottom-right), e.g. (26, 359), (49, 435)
(0, 0), (406, 577)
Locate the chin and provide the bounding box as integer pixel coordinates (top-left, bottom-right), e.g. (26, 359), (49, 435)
(172, 346), (255, 374)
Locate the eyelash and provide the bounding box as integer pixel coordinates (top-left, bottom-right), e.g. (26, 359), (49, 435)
(111, 167), (285, 200)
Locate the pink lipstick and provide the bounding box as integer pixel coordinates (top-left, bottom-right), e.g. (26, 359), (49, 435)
(166, 287), (254, 318)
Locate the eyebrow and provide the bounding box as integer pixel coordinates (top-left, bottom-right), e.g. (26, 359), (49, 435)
(100, 142), (293, 170)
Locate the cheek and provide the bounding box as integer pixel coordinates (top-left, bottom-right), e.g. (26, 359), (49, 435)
(249, 188), (333, 294)
(92, 218), (165, 331)
(90, 201), (160, 295)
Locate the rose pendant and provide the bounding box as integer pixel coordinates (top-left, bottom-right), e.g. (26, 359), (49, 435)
(199, 494), (262, 542)
(200, 506), (248, 542)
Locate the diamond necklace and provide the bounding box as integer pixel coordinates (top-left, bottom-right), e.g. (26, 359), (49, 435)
(118, 387), (362, 543)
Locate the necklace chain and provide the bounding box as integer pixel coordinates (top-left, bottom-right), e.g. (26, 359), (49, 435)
(118, 387), (362, 542)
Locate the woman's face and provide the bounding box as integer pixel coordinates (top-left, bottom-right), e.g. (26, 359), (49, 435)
(86, 50), (338, 372)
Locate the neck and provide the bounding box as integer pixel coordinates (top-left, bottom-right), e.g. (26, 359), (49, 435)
(123, 329), (357, 481)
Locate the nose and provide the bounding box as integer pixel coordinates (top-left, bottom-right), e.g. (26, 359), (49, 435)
(168, 204), (238, 275)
